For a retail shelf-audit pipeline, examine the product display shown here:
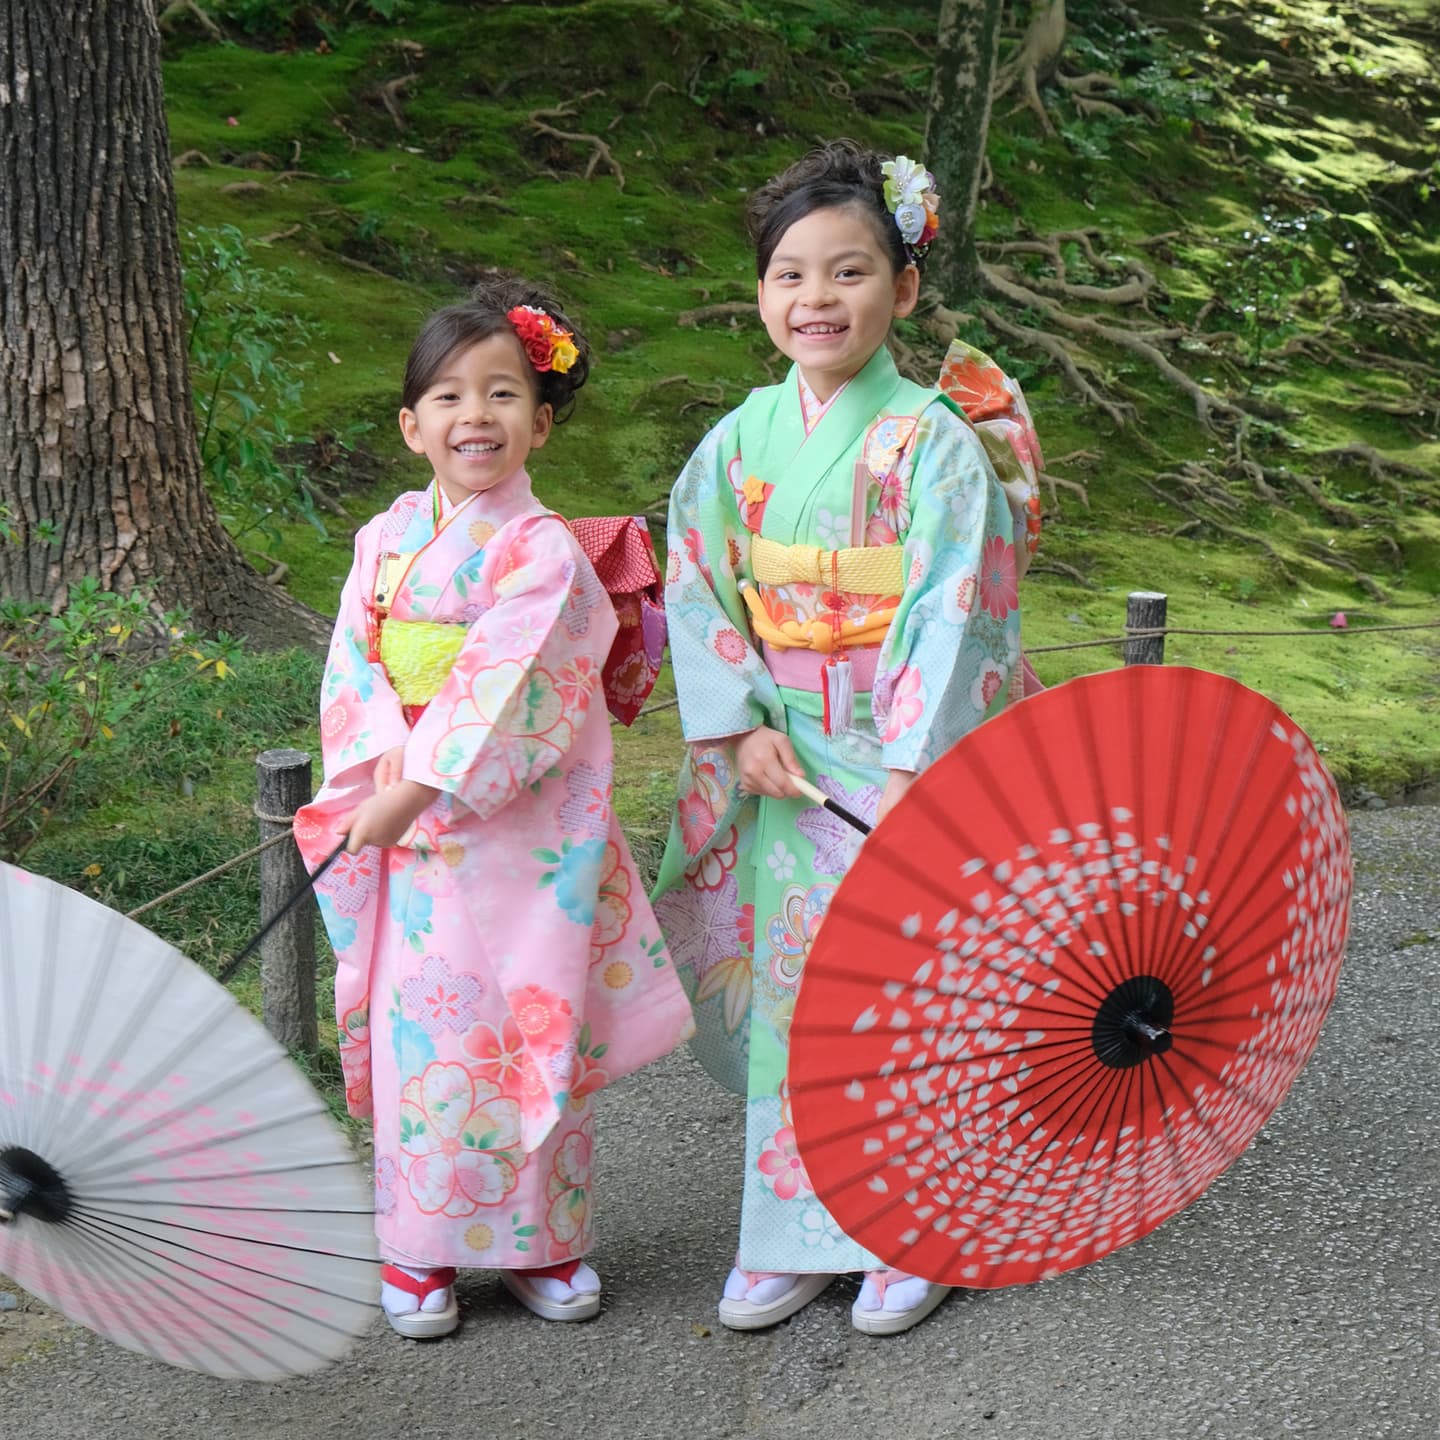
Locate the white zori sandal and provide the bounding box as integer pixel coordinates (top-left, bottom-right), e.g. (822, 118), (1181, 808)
(500, 1259), (602, 1322)
(380, 1264), (460, 1339)
(717, 1260), (835, 1331)
(850, 1269), (949, 1336)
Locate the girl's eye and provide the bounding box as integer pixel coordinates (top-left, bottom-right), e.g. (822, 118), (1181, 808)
(837, 267), (863, 280)
(435, 392), (459, 402)
(492, 390), (517, 400)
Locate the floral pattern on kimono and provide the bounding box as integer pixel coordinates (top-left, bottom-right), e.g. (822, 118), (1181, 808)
(297, 469), (693, 1268)
(651, 348), (1020, 1273)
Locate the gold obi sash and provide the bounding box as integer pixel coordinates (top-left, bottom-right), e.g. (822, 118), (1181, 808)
(379, 620), (467, 706)
(743, 535), (903, 651)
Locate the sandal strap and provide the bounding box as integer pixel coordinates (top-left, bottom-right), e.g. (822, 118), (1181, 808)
(732, 1250), (784, 1287)
(380, 1264), (457, 1300)
(521, 1259), (583, 1286)
(862, 1268), (914, 1307)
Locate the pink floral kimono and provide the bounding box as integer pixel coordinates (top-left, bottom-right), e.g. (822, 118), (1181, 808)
(296, 468), (694, 1270)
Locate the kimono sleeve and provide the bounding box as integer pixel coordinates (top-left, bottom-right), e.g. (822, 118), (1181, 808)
(318, 524), (411, 790)
(665, 411), (784, 742)
(402, 515), (615, 820)
(873, 403), (1021, 774)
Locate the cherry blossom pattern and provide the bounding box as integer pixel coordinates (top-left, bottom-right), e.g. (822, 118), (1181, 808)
(559, 759), (614, 841)
(401, 954), (484, 1037)
(544, 1124), (594, 1255)
(508, 984), (576, 1058)
(757, 1126), (813, 1202)
(807, 722), (1349, 1289)
(327, 847), (381, 916)
(398, 1063), (522, 1217)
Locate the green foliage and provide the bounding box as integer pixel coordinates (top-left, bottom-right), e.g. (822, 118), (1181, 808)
(195, 0), (409, 45)
(183, 224), (329, 548)
(0, 582), (233, 861)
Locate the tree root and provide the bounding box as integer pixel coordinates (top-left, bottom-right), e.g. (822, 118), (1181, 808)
(375, 73), (418, 133)
(1317, 443), (1428, 499)
(992, 0), (1068, 134)
(974, 302), (1135, 429)
(1029, 559), (1095, 586)
(526, 97), (625, 189)
(982, 266), (1242, 430)
(158, 0), (225, 42)
(676, 301), (758, 328)
(172, 149), (212, 169)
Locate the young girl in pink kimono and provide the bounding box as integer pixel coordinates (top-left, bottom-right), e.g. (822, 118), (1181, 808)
(296, 281), (694, 1339)
(652, 143), (1026, 1336)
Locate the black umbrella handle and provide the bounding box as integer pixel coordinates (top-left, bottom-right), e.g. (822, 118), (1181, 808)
(217, 838), (348, 988)
(792, 775), (873, 837)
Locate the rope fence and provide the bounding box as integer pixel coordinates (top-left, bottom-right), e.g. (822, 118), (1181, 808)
(117, 593), (1436, 1051)
(1026, 618), (1440, 656)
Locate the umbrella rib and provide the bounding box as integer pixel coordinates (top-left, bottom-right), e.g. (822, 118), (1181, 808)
(787, 1027), (1111, 1096)
(49, 985), (240, 1174)
(77, 1156), (366, 1197)
(809, 1043), (1121, 1276)
(1150, 738), (1321, 999)
(799, 1032), (1115, 1212)
(71, 1199), (381, 1264)
(49, 1216), (233, 1377)
(1140, 677), (1254, 999)
(32, 905), (125, 1163)
(60, 1048), (313, 1180)
(791, 1029), (1106, 1152)
(63, 1195), (373, 1215)
(67, 1209), (368, 1354)
(1002, 1046), (1144, 1279)
(1054, 675), (1157, 1004)
(829, 870), (1119, 1017)
(65, 1085), (331, 1188)
(912, 1050), (1134, 1283)
(1165, 886), (1342, 1012)
(64, 1212), (325, 1380)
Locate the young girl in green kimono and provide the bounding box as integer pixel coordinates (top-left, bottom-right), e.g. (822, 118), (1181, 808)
(652, 141), (1023, 1335)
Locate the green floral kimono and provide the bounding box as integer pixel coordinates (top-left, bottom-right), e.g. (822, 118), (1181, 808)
(652, 347), (1023, 1273)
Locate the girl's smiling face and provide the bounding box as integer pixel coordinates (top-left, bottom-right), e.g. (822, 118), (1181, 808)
(398, 331), (552, 506)
(756, 204), (920, 402)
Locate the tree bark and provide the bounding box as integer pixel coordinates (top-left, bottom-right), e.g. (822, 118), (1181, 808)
(0, 0), (328, 648)
(923, 0), (1006, 305)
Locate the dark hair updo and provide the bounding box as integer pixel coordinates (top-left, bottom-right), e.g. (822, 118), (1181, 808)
(401, 277), (592, 421)
(746, 138), (913, 280)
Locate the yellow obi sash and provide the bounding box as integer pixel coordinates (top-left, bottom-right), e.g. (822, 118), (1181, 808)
(749, 534), (903, 593)
(379, 620), (467, 706)
(743, 535), (902, 651)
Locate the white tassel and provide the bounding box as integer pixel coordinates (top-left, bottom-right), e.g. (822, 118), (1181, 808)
(822, 652), (854, 736)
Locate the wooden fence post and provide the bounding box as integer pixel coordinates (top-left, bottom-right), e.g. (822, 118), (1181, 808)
(255, 748), (318, 1054)
(1125, 591), (1168, 666)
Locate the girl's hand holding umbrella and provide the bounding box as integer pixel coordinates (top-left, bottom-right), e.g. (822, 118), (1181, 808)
(344, 776), (439, 852)
(875, 768), (916, 827)
(736, 725), (806, 799)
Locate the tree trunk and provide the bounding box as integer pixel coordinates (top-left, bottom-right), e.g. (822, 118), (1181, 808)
(923, 0), (1006, 305)
(0, 0), (328, 648)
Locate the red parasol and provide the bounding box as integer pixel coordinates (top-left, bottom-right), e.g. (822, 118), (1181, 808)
(789, 666), (1351, 1289)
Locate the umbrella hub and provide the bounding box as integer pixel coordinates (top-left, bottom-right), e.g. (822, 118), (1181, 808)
(0, 1145), (73, 1226)
(1092, 976), (1175, 1068)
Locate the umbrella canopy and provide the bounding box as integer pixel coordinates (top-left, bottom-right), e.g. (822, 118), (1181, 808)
(0, 862), (378, 1379)
(790, 666), (1351, 1289)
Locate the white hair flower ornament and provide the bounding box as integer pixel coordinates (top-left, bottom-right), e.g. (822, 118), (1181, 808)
(881, 156), (940, 263)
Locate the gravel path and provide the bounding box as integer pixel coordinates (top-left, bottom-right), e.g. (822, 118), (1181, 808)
(3, 808), (1436, 1440)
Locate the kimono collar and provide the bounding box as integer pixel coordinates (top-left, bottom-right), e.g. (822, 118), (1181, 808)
(428, 467), (538, 531)
(757, 347), (908, 544)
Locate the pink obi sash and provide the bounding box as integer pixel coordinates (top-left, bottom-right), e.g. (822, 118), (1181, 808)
(762, 641), (881, 694)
